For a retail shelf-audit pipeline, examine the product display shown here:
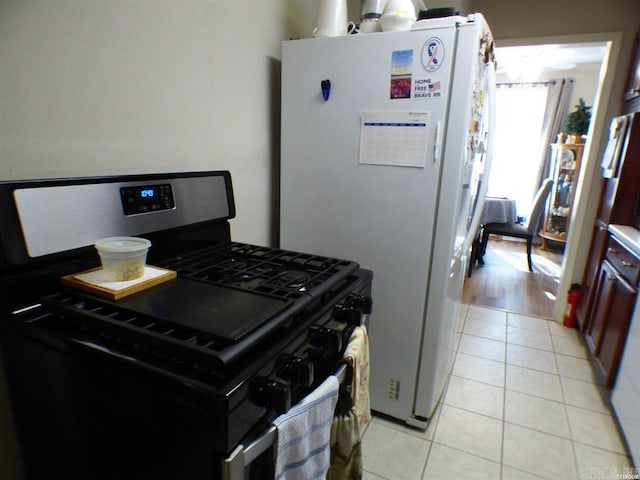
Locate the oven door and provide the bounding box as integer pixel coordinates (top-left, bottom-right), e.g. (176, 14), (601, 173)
(4, 320), (223, 480)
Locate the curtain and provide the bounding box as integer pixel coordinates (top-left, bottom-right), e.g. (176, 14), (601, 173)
(534, 78), (575, 185)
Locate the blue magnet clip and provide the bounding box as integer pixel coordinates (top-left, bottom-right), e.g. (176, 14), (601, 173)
(321, 79), (331, 101)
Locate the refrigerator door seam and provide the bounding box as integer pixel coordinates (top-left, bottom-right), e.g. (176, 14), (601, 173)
(411, 20), (462, 422)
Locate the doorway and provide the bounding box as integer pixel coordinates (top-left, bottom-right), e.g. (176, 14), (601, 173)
(464, 35), (618, 320)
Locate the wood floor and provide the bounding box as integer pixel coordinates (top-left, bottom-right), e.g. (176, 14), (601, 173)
(462, 238), (564, 319)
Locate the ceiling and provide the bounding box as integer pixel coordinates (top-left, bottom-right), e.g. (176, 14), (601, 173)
(495, 43), (607, 81)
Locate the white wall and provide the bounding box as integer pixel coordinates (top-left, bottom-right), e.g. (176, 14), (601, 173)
(0, 0), (319, 247)
(495, 64), (602, 125)
(525, 66), (602, 112)
(564, 67), (602, 109)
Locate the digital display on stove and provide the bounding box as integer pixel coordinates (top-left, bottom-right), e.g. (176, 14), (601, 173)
(120, 184), (175, 216)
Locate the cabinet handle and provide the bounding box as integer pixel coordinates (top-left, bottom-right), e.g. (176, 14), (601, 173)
(599, 226), (608, 232)
(607, 274), (617, 281)
(621, 260), (635, 268)
(607, 248), (619, 254)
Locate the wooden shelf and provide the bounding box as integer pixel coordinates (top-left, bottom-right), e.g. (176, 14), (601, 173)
(539, 230), (567, 244)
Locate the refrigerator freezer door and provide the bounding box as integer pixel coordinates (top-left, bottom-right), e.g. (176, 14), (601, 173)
(281, 28), (455, 421)
(413, 15), (495, 419)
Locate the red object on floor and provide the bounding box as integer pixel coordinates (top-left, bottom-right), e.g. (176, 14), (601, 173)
(563, 283), (581, 328)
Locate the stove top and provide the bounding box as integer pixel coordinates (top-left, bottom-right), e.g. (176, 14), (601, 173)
(33, 241), (360, 372)
(158, 242), (358, 301)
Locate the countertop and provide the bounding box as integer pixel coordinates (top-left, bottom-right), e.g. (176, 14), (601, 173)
(608, 224), (640, 258)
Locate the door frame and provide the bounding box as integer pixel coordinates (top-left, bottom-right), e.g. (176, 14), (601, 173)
(496, 32), (624, 322)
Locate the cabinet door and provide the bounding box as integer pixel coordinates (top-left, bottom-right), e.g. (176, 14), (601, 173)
(586, 260), (637, 387)
(586, 261), (617, 354)
(577, 222), (608, 331)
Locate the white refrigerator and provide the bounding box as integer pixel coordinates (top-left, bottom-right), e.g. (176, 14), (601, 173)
(279, 14), (496, 427)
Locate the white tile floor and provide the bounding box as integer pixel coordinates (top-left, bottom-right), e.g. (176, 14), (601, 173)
(360, 304), (635, 480)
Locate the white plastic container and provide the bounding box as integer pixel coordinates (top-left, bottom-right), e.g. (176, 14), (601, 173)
(94, 237), (151, 281)
(380, 0), (416, 31)
(360, 0), (387, 20)
(314, 0), (348, 37)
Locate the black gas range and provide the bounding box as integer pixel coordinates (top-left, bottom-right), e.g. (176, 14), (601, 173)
(0, 172), (372, 480)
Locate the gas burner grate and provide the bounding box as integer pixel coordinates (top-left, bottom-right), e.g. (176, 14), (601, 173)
(37, 292), (234, 376)
(158, 242), (358, 299)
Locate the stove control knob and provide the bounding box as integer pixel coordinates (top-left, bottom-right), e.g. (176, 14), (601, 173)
(309, 325), (343, 355)
(276, 354), (315, 388)
(347, 294), (373, 315)
(291, 355), (315, 388)
(333, 304), (361, 327)
(250, 377), (292, 414)
(266, 380), (292, 413)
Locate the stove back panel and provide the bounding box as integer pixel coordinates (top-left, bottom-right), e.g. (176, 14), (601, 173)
(13, 174), (232, 258)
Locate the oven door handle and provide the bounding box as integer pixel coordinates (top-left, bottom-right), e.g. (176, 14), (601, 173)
(221, 363), (349, 480)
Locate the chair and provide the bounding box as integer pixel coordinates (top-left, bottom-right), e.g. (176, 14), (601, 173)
(480, 179), (554, 272)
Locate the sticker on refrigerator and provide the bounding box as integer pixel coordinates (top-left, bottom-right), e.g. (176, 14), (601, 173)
(390, 50), (413, 99)
(414, 78), (442, 99)
(421, 37), (445, 72)
(359, 111), (430, 168)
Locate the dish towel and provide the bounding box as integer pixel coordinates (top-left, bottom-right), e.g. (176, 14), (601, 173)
(327, 407), (363, 480)
(344, 326), (371, 427)
(273, 375), (339, 480)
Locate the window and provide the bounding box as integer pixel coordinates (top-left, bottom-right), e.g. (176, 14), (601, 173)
(487, 83), (550, 216)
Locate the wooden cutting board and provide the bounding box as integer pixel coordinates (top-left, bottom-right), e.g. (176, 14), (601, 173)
(61, 265), (177, 300)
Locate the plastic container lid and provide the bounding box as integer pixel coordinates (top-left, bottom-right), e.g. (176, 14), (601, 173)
(94, 237), (151, 254)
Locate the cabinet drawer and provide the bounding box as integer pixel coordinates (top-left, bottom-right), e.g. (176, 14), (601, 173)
(606, 236), (640, 285)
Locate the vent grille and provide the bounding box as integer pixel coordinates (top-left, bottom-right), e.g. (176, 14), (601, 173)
(388, 379), (401, 400)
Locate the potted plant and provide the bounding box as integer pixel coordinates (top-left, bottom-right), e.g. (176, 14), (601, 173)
(563, 98), (592, 143)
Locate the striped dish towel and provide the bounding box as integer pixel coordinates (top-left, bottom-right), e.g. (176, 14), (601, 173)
(273, 375), (340, 480)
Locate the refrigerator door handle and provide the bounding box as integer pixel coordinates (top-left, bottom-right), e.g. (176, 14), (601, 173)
(434, 121), (442, 163)
(462, 61), (497, 253)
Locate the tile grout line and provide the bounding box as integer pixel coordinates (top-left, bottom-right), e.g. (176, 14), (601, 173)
(418, 404), (438, 479)
(467, 306), (508, 478)
(418, 314), (465, 479)
(552, 317), (582, 477)
(499, 333), (508, 480)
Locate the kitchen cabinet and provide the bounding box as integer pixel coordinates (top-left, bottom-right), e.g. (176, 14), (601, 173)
(539, 143), (583, 248)
(585, 233), (639, 388)
(576, 33), (640, 460)
(577, 112), (640, 332)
